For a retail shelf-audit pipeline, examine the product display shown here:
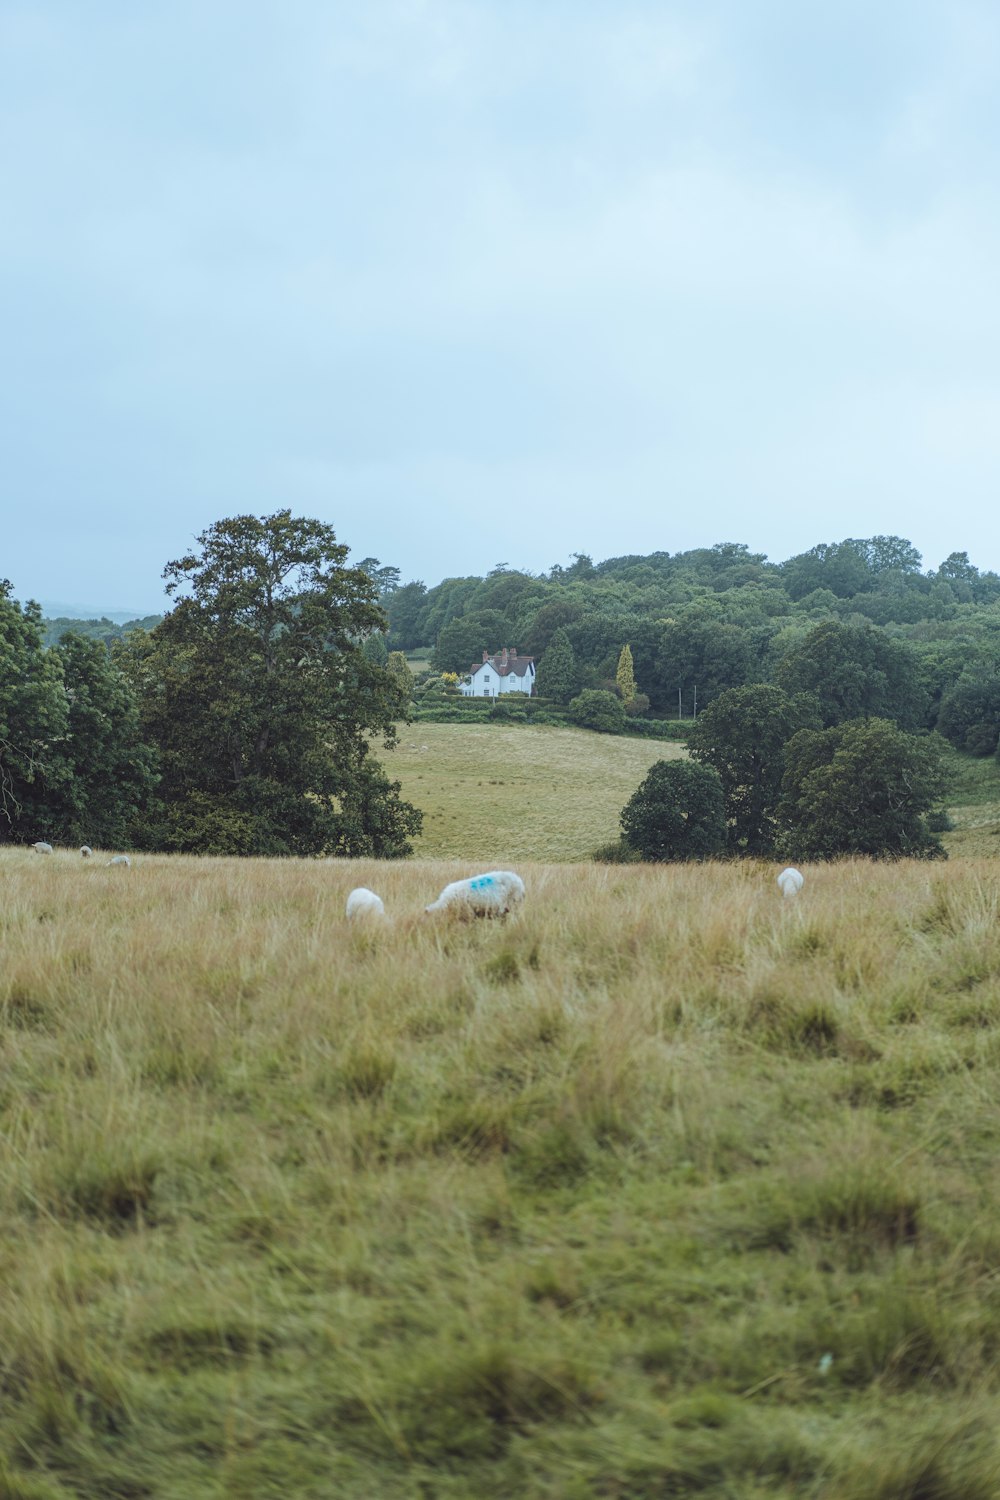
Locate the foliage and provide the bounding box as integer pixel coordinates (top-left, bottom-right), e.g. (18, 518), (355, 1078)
(0, 585), (71, 841)
(615, 643), (637, 705)
(120, 510), (421, 857)
(39, 614), (163, 649)
(431, 611), (510, 674)
(567, 689), (626, 734)
(0, 590), (155, 848)
(534, 627), (580, 705)
(385, 651), (413, 701)
(52, 633), (159, 847)
(689, 685), (821, 854)
(775, 619), (926, 729)
(779, 719), (947, 859)
(936, 675), (1000, 757)
(619, 758), (727, 860)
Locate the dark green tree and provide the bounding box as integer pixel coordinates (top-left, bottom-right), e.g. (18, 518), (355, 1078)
(120, 511), (421, 856)
(386, 651), (414, 703)
(535, 627), (581, 704)
(431, 611), (508, 674)
(0, 584), (72, 841)
(361, 631), (389, 667)
(53, 632), (159, 846)
(567, 689), (626, 734)
(775, 619), (926, 729)
(778, 719), (946, 859)
(936, 675), (1000, 756)
(620, 759), (727, 861)
(385, 580), (428, 649)
(688, 685), (821, 853)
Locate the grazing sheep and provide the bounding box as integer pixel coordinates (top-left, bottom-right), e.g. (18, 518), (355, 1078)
(345, 887), (386, 920)
(425, 870), (525, 918)
(106, 855), (131, 867)
(777, 866), (804, 898)
(80, 845), (93, 859)
(32, 842), (53, 855)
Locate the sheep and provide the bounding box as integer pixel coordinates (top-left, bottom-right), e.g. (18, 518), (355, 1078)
(425, 870), (525, 918)
(777, 866), (804, 898)
(32, 841), (53, 855)
(106, 855), (131, 867)
(80, 845), (93, 859)
(345, 887), (386, 920)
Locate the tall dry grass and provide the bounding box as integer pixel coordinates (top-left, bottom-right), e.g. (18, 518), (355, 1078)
(0, 848), (999, 1496)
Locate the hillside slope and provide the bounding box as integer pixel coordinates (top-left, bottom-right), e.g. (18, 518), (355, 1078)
(376, 723), (687, 861)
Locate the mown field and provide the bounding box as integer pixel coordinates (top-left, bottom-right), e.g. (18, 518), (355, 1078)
(376, 722), (1000, 862)
(3, 851), (1000, 1496)
(376, 723), (688, 860)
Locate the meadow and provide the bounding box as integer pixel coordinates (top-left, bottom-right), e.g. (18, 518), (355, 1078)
(375, 721), (1000, 863)
(2, 850), (1000, 1496)
(376, 723), (688, 861)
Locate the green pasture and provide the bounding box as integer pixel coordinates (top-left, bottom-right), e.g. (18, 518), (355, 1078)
(377, 722), (687, 861)
(376, 721), (999, 863)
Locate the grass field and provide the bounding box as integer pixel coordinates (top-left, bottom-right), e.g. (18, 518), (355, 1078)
(376, 722), (1000, 862)
(937, 742), (1000, 858)
(377, 723), (687, 861)
(3, 850), (1000, 1495)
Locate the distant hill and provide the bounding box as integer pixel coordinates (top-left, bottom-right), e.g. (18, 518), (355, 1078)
(38, 600), (163, 624)
(40, 613), (163, 648)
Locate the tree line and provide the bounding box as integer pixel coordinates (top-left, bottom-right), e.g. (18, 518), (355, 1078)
(381, 537), (1000, 760)
(1, 513), (422, 856)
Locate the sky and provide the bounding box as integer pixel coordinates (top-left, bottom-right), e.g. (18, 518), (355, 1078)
(3, 0), (1000, 615)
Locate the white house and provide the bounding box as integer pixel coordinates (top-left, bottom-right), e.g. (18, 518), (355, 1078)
(460, 647), (536, 698)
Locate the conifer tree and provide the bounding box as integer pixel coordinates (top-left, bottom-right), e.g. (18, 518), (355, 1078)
(535, 627), (580, 705)
(616, 643), (637, 705)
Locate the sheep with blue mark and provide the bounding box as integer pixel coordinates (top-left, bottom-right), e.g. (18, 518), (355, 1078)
(425, 870), (525, 918)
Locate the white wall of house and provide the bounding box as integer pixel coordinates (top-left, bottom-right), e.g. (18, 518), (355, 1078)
(460, 658), (535, 698)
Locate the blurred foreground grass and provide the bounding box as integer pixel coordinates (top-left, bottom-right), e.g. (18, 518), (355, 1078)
(1, 851), (1000, 1495)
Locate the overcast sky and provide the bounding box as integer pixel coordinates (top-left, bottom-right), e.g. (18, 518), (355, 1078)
(3, 0), (1000, 614)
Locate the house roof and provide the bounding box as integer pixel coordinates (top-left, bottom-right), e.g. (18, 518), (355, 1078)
(469, 648), (535, 678)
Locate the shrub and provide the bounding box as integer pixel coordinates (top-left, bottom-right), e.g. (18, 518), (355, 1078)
(619, 759), (727, 861)
(568, 689), (627, 735)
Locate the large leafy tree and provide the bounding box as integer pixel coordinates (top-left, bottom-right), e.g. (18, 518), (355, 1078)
(120, 511), (421, 856)
(688, 685), (821, 854)
(0, 584), (71, 841)
(52, 632), (159, 846)
(778, 719), (946, 860)
(775, 619), (926, 729)
(0, 593), (155, 847)
(431, 610), (508, 674)
(620, 760), (727, 862)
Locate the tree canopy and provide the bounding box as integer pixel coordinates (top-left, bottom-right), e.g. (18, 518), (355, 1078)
(778, 719), (946, 860)
(120, 510), (421, 856)
(620, 760), (727, 862)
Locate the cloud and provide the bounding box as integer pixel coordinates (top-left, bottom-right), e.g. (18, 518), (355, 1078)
(2, 0), (1000, 603)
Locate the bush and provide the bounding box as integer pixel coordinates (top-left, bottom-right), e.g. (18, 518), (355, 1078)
(568, 689), (627, 734)
(619, 759), (727, 861)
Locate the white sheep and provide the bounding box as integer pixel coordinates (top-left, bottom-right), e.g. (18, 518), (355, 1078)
(80, 845), (93, 859)
(106, 855), (131, 867)
(777, 866), (804, 898)
(425, 870), (525, 918)
(345, 887), (386, 920)
(32, 841), (53, 855)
